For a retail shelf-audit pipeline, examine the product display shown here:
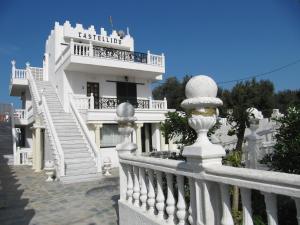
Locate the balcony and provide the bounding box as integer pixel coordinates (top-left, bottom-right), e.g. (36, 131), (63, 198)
(55, 41), (165, 79)
(71, 95), (169, 123)
(9, 61), (43, 96)
(14, 107), (34, 125)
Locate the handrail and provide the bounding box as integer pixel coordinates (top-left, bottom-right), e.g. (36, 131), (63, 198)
(27, 68), (41, 104)
(69, 98), (102, 172)
(41, 95), (65, 177)
(119, 153), (300, 198)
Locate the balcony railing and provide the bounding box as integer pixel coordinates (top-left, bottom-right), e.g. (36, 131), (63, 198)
(56, 41), (165, 68)
(72, 95), (167, 110)
(14, 109), (26, 119)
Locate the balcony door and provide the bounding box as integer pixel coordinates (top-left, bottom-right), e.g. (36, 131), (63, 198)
(87, 82), (99, 109)
(116, 82), (137, 106)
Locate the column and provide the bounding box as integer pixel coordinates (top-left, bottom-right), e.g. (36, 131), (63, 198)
(94, 123), (102, 148)
(135, 123), (143, 154)
(31, 127), (36, 170)
(144, 124), (150, 153)
(151, 123), (161, 151)
(35, 119), (43, 172)
(160, 128), (166, 151)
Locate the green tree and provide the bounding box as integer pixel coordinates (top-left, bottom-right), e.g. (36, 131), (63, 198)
(153, 75), (192, 110)
(274, 90), (300, 114)
(262, 106), (300, 174)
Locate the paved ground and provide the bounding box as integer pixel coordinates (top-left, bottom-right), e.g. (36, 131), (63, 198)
(0, 164), (119, 225)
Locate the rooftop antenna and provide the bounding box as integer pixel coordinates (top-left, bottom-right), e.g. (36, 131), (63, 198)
(109, 16), (114, 32)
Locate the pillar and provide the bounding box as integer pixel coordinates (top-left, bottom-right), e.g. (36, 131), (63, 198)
(152, 123), (161, 151)
(144, 124), (150, 153)
(135, 123), (143, 154)
(35, 125), (42, 172)
(160, 127), (166, 151)
(94, 123), (102, 148)
(32, 127), (36, 170)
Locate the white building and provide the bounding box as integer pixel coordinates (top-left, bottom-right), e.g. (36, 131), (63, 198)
(9, 21), (172, 182)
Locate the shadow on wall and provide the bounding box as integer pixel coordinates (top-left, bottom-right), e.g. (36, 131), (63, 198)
(0, 155), (35, 225)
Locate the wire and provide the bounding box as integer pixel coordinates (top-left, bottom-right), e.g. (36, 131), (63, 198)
(217, 58), (300, 84)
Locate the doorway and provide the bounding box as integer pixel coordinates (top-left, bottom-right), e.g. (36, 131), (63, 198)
(116, 82), (137, 106)
(87, 82), (99, 109)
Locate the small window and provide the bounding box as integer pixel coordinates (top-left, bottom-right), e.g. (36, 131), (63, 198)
(100, 124), (124, 148)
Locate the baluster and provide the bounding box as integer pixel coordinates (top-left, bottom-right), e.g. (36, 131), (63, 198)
(166, 173), (175, 224)
(133, 166), (140, 207)
(127, 165), (133, 203)
(147, 169), (156, 215)
(156, 171), (165, 220)
(219, 183), (234, 225)
(177, 175), (187, 225)
(263, 192), (278, 225)
(240, 188), (254, 225)
(188, 177), (196, 225)
(294, 198), (300, 225)
(139, 167), (147, 211)
(119, 163), (128, 201)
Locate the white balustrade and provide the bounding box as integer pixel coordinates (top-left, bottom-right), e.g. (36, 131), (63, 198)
(148, 53), (164, 67)
(18, 147), (32, 165)
(14, 69), (27, 79)
(73, 42), (90, 56)
(115, 75), (300, 225)
(72, 94), (91, 110)
(30, 67), (43, 81)
(14, 109), (26, 119)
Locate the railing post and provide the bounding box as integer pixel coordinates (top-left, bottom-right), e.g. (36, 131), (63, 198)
(26, 62), (30, 79)
(161, 53), (165, 67)
(149, 96), (153, 109)
(147, 50), (150, 64)
(116, 103), (137, 202)
(70, 38), (74, 55)
(164, 97), (167, 109)
(219, 184), (234, 225)
(147, 169), (156, 215)
(11, 60), (16, 79)
(263, 192), (278, 225)
(177, 175), (187, 225)
(166, 173), (176, 224)
(156, 171), (165, 220)
(241, 188), (254, 225)
(90, 93), (94, 109)
(89, 41), (93, 57)
(295, 198), (300, 225)
(181, 76), (225, 225)
(139, 167), (147, 211)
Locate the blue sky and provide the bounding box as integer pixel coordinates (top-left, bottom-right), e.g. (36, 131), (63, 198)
(1, 0), (300, 107)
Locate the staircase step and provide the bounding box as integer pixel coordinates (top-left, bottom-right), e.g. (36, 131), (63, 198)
(64, 152), (92, 158)
(65, 157), (92, 164)
(66, 167), (97, 176)
(60, 173), (101, 184)
(67, 162), (96, 170)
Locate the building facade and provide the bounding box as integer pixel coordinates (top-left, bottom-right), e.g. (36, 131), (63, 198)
(9, 21), (173, 182)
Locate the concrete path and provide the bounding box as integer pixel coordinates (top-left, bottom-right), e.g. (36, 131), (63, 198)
(0, 164), (119, 225)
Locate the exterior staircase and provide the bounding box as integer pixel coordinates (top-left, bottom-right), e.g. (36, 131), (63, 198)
(34, 80), (99, 183)
(0, 120), (14, 165)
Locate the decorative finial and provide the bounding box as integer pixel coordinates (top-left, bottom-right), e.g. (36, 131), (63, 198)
(116, 102), (137, 154)
(11, 60), (16, 66)
(26, 62), (30, 68)
(181, 75), (225, 161)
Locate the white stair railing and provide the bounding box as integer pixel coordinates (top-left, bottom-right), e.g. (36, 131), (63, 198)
(27, 66), (65, 177)
(69, 97), (102, 173)
(41, 95), (65, 177)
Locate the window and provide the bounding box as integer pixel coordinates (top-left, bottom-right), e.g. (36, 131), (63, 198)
(100, 124), (124, 147)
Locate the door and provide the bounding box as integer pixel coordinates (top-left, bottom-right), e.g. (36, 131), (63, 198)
(87, 82), (99, 109)
(116, 82), (137, 106)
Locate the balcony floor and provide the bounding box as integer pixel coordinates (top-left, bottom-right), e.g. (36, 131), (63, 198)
(0, 164), (119, 225)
